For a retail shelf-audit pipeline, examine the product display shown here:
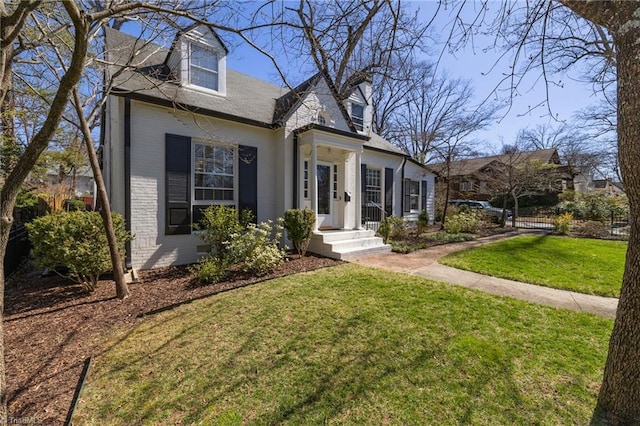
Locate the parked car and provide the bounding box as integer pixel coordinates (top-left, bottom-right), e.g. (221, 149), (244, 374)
(449, 199), (512, 222)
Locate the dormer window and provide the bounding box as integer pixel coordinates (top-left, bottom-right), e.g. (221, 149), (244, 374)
(168, 25), (228, 96)
(351, 103), (364, 131)
(189, 43), (219, 91)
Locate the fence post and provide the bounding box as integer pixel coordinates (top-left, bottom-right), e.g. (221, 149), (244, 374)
(611, 210), (614, 236)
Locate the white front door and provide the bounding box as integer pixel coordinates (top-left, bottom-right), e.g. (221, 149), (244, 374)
(316, 162), (333, 228)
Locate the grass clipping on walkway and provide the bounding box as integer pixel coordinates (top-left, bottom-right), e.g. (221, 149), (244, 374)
(74, 264), (611, 425)
(440, 235), (626, 297)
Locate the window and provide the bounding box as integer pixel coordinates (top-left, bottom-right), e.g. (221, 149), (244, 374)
(365, 168), (381, 205)
(189, 43), (218, 91)
(410, 180), (420, 211)
(460, 181), (474, 192)
(317, 115), (326, 125)
(351, 103), (364, 131)
(194, 142), (234, 203)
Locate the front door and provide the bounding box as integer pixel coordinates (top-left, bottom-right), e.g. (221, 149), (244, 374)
(317, 162), (333, 228)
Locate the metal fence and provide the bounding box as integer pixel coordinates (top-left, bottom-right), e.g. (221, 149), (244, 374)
(511, 206), (629, 238)
(362, 202), (386, 233)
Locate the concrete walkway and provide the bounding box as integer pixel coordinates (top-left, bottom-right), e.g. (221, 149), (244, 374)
(352, 231), (618, 318)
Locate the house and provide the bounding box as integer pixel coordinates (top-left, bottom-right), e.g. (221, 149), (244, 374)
(592, 179), (625, 197)
(101, 25), (435, 269)
(428, 148), (565, 201)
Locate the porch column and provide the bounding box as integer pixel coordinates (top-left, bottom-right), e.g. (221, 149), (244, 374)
(355, 151), (362, 229)
(310, 142), (318, 231)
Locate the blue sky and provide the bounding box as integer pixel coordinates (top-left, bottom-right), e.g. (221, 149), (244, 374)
(221, 1), (604, 155)
(120, 1), (604, 155)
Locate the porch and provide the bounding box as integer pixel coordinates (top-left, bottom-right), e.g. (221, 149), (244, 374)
(308, 228), (390, 260)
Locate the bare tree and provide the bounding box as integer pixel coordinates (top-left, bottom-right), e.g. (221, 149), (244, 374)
(281, 0), (430, 99)
(0, 1), (294, 420)
(447, 0), (640, 421)
(516, 123), (604, 179)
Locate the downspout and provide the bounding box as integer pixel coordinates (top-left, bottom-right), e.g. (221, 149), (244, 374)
(400, 156), (407, 217)
(123, 97), (132, 270)
(293, 131), (298, 209)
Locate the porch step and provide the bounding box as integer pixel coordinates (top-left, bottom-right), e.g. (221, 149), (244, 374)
(308, 229), (391, 260)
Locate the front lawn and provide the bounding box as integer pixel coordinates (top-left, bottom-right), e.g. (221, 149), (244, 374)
(74, 264), (612, 425)
(440, 235), (626, 297)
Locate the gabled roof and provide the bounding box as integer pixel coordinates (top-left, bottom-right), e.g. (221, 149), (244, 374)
(104, 26), (286, 127)
(103, 27), (404, 157)
(272, 70), (358, 133)
(428, 148), (560, 177)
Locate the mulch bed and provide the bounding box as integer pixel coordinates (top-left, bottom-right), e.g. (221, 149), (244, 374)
(4, 254), (341, 425)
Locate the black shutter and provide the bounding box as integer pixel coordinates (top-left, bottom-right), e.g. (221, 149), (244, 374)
(403, 179), (410, 213)
(238, 145), (258, 222)
(421, 180), (428, 212)
(384, 167), (393, 217)
(165, 134), (191, 235)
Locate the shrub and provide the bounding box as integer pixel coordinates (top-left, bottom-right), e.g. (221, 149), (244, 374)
(417, 209), (429, 235)
(194, 205), (253, 259)
(226, 219), (286, 276)
(576, 221), (610, 239)
(284, 209), (316, 257)
(444, 211), (480, 234)
(378, 215), (405, 243)
(423, 232), (476, 243)
(63, 197), (87, 211)
(190, 256), (229, 285)
(26, 211), (131, 292)
(553, 212), (573, 235)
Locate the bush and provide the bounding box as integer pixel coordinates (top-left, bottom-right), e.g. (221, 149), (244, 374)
(63, 197), (87, 211)
(190, 256), (229, 285)
(26, 211), (131, 292)
(576, 221), (610, 239)
(378, 215), (405, 243)
(194, 205), (253, 259)
(422, 232), (476, 243)
(284, 209), (316, 257)
(226, 219), (286, 276)
(553, 212), (573, 234)
(417, 209), (429, 234)
(444, 211), (480, 234)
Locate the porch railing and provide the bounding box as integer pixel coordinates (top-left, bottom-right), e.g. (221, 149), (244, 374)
(362, 201), (386, 233)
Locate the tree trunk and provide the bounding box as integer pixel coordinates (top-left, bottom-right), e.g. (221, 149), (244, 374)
(73, 89), (129, 299)
(592, 21), (640, 424)
(0, 3), (89, 420)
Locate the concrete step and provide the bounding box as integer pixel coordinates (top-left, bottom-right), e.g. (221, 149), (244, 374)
(311, 229), (376, 243)
(308, 229), (390, 260)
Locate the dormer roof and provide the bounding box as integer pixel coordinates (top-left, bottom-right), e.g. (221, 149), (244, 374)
(103, 27), (408, 157)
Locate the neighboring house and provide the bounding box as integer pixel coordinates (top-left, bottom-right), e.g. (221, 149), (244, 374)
(592, 179), (625, 197)
(102, 25), (435, 269)
(428, 148), (565, 200)
(46, 165), (95, 198)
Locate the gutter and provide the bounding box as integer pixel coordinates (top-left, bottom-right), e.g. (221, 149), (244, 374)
(124, 97), (132, 269)
(293, 132), (298, 209)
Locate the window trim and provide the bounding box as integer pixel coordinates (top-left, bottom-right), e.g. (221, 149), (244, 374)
(351, 103), (364, 131)
(365, 167), (382, 206)
(409, 180), (420, 211)
(192, 140), (237, 211)
(460, 181), (474, 192)
(183, 39), (224, 96)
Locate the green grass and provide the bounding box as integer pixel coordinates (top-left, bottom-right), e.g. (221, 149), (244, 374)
(74, 264), (612, 425)
(440, 235), (627, 297)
